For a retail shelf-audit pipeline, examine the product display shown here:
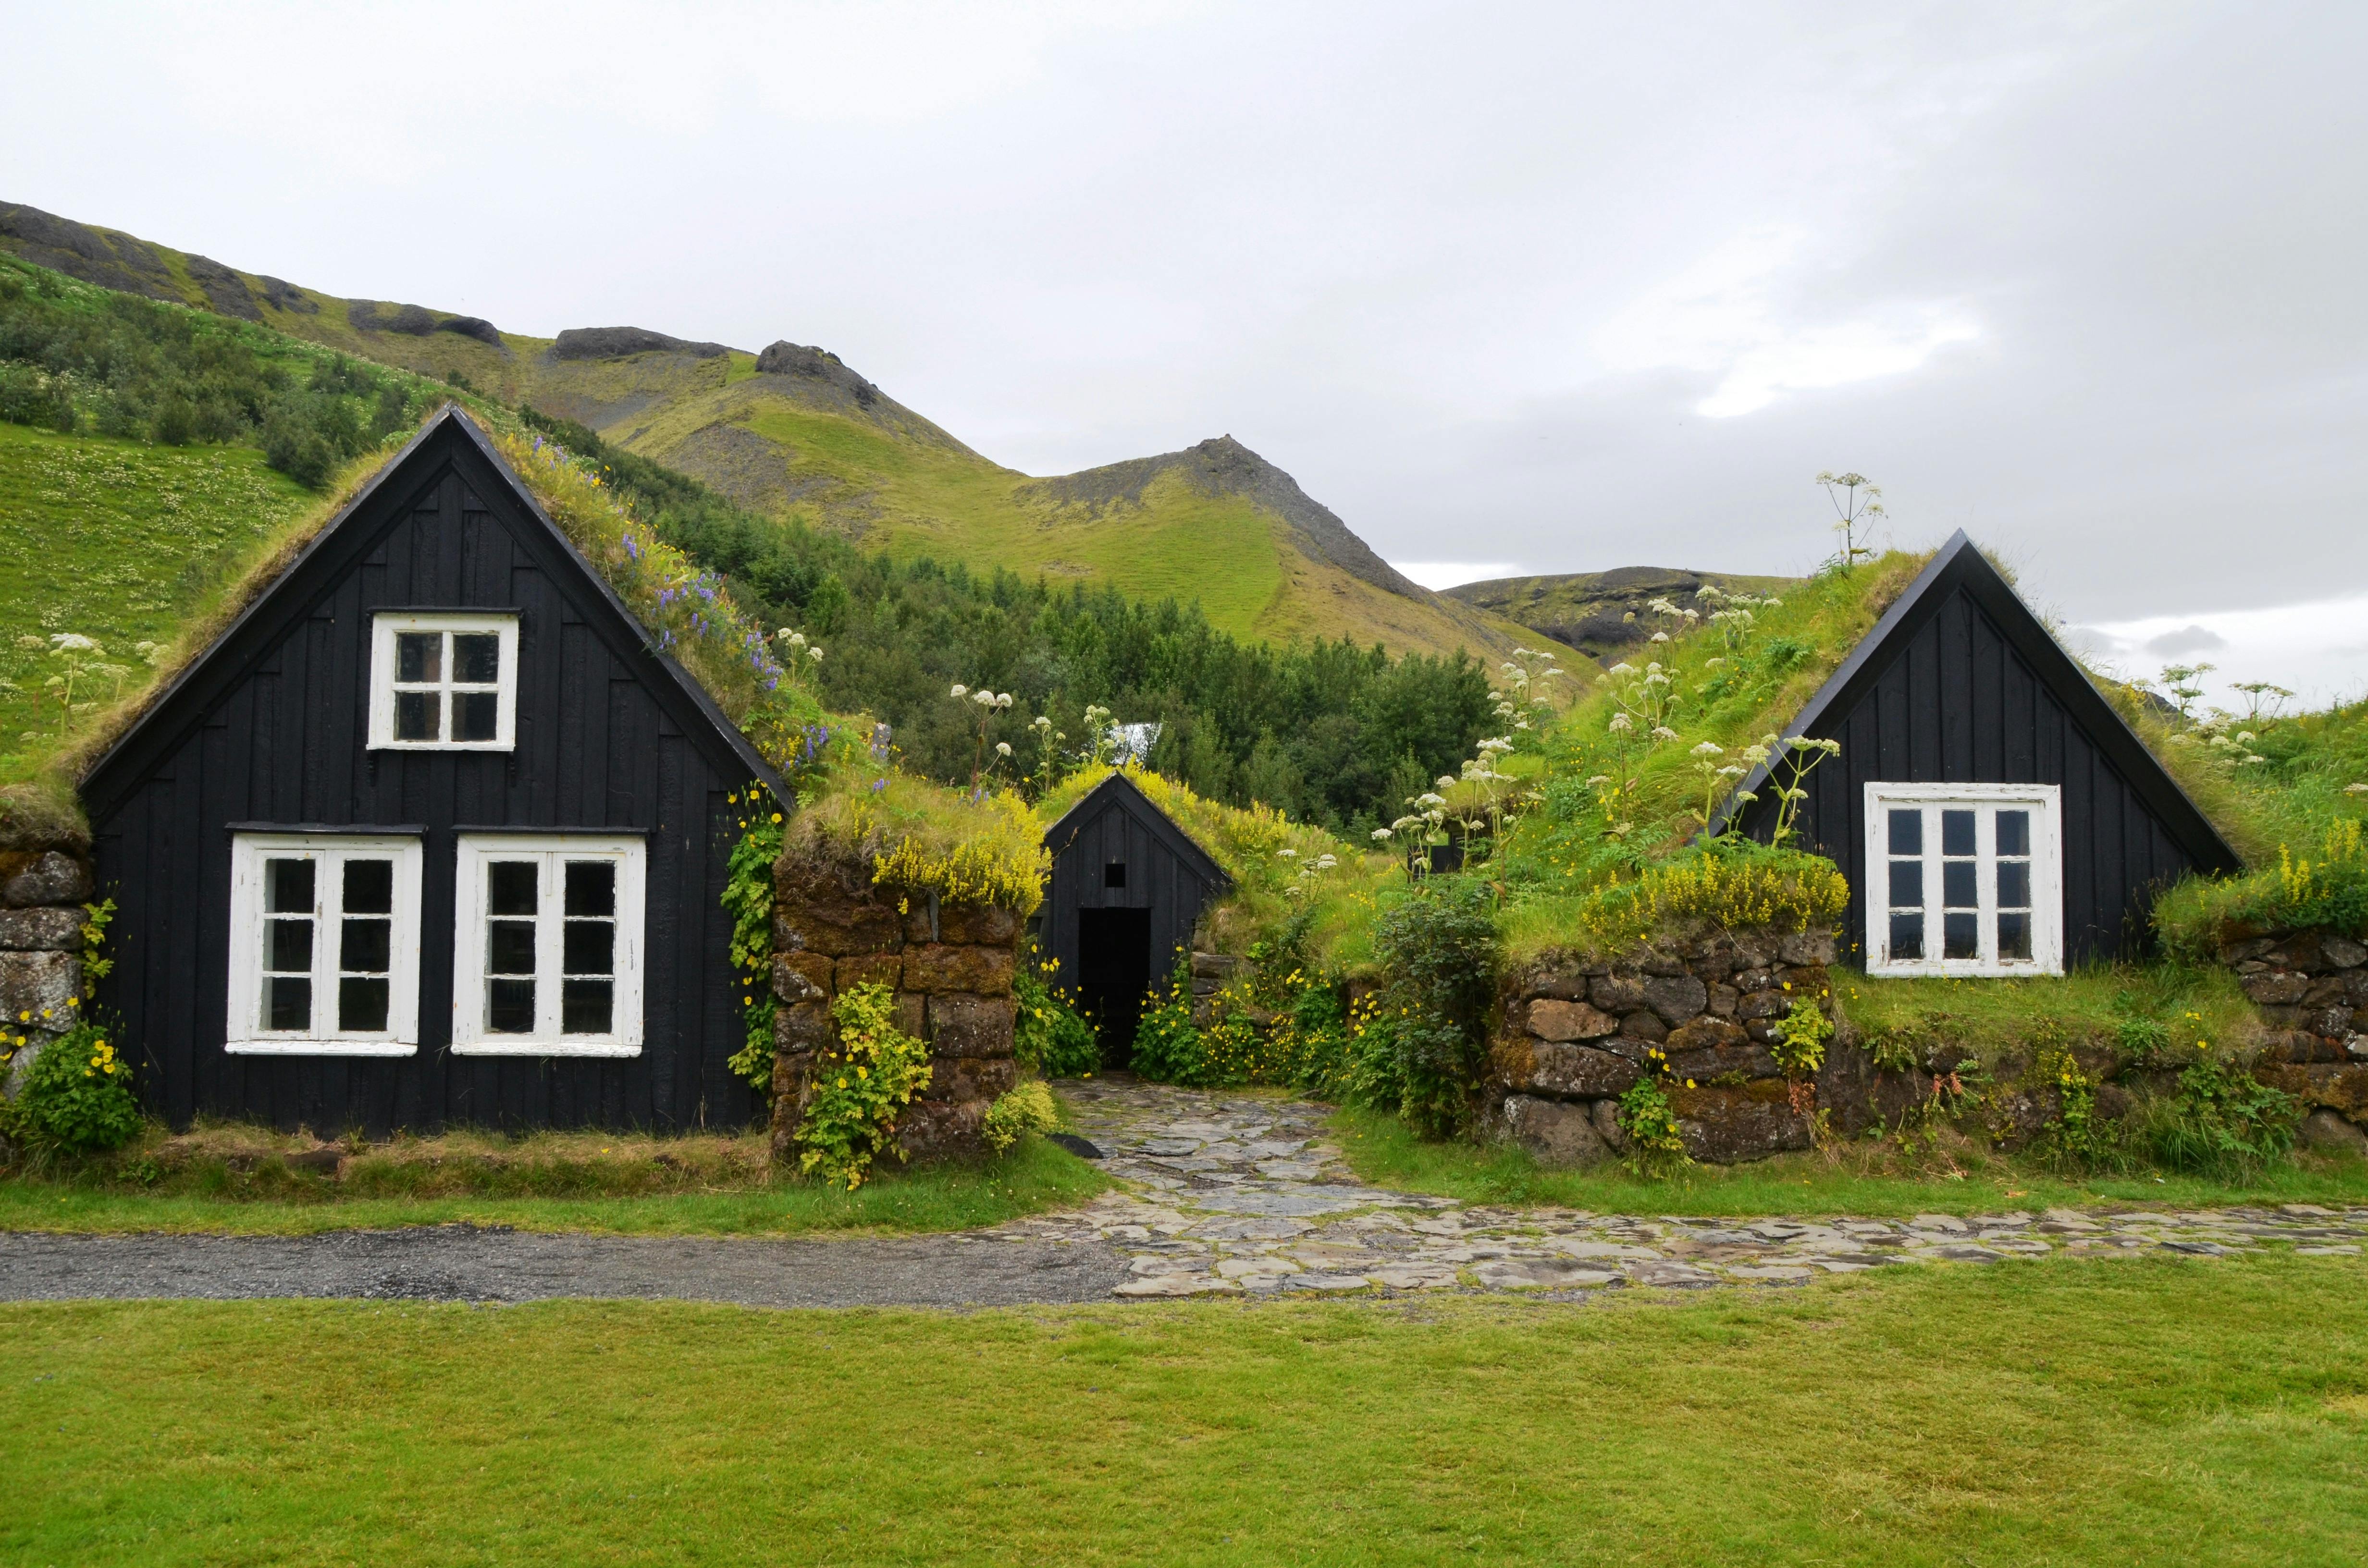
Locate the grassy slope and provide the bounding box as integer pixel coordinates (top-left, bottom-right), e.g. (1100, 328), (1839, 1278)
(8, 1258), (2367, 1564)
(0, 423), (318, 783)
(3, 213), (1522, 661)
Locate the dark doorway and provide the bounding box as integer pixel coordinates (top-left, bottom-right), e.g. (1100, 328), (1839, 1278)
(1076, 907), (1152, 1064)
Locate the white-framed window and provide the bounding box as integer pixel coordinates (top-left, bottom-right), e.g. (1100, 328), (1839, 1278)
(452, 835), (645, 1055)
(227, 833), (424, 1054)
(1864, 783), (2062, 978)
(367, 612), (519, 750)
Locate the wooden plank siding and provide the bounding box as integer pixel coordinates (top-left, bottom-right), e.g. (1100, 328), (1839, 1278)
(83, 412), (776, 1135)
(1039, 774), (1231, 993)
(1730, 537), (2239, 967)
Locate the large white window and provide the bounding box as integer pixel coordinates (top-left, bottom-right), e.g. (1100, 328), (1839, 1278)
(1864, 784), (2062, 977)
(228, 833), (424, 1054)
(452, 835), (645, 1055)
(368, 612), (518, 750)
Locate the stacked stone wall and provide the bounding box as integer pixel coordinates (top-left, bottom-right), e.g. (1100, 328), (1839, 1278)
(1490, 930), (1843, 1166)
(767, 853), (1021, 1164)
(2218, 928), (2368, 1139)
(0, 851), (91, 1096)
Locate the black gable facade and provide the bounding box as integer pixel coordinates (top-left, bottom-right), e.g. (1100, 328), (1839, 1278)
(1040, 773), (1231, 1057)
(1722, 532), (2240, 971)
(82, 407), (780, 1133)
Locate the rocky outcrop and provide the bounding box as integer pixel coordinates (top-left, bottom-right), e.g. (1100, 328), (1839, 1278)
(754, 341), (881, 408)
(550, 325), (734, 361)
(768, 852), (1020, 1164)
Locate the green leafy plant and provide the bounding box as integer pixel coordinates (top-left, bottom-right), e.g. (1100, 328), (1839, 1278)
(721, 787), (787, 1092)
(1616, 1078), (1690, 1179)
(1013, 958), (1099, 1078)
(794, 983), (932, 1190)
(77, 896), (114, 992)
(2141, 1047), (2299, 1178)
(1129, 962), (1213, 1086)
(1769, 996), (1832, 1079)
(1362, 884), (1501, 1138)
(2032, 1039), (2113, 1171)
(2, 1021), (143, 1157)
(982, 1081), (1059, 1154)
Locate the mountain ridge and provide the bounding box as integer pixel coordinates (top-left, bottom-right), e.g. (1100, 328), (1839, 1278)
(0, 199), (1523, 661)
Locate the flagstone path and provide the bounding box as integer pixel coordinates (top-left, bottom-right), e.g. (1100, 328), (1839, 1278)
(0, 1077), (2360, 1307)
(1004, 1077), (2368, 1298)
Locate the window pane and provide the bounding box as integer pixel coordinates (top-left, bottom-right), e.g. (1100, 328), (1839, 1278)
(1105, 862), (1128, 889)
(338, 976), (390, 1032)
(453, 633), (500, 684)
(453, 691), (499, 742)
(341, 918), (391, 974)
(1889, 860), (1924, 909)
(1941, 809), (1975, 857)
(396, 631), (442, 684)
(266, 975), (312, 1031)
(488, 861), (538, 916)
(1887, 808), (1922, 856)
(264, 858), (314, 914)
(343, 859), (394, 915)
(1998, 912), (2032, 961)
(1996, 809), (2030, 857)
(1942, 860), (1978, 908)
(395, 689), (439, 741)
(487, 919), (537, 975)
(488, 978), (536, 1033)
(1888, 912), (1924, 961)
(1997, 860), (2031, 909)
(1944, 912), (1979, 959)
(265, 917), (313, 972)
(564, 920), (613, 976)
(562, 979), (614, 1034)
(565, 861), (615, 918)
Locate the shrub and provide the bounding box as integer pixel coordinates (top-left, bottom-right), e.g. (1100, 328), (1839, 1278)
(1129, 964), (1214, 1086)
(3, 1022), (143, 1156)
(1358, 882), (1500, 1137)
(1539, 839), (1850, 959)
(1014, 961), (1099, 1077)
(982, 1081), (1059, 1154)
(793, 982), (932, 1189)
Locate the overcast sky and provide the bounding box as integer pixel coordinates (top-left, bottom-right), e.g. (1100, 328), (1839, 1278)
(8, 1), (2364, 709)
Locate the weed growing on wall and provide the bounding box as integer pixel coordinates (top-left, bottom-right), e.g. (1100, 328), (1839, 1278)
(721, 784), (787, 1093)
(981, 1081), (1059, 1154)
(794, 983), (932, 1190)
(1615, 1078), (1689, 1179)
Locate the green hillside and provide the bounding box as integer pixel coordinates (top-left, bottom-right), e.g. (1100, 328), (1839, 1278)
(0, 201), (1525, 662)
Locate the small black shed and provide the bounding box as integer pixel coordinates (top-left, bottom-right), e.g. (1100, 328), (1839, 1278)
(80, 406), (781, 1133)
(1721, 531), (2241, 973)
(1039, 772), (1231, 1054)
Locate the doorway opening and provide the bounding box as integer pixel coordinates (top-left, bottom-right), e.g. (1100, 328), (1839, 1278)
(1076, 907), (1152, 1065)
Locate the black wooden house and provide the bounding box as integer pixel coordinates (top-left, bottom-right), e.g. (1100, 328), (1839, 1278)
(1720, 531), (2241, 973)
(1039, 772), (1231, 1055)
(81, 406), (780, 1133)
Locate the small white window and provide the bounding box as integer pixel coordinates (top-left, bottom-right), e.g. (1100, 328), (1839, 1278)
(228, 834), (424, 1054)
(368, 612), (518, 750)
(1864, 784), (2062, 977)
(452, 835), (645, 1055)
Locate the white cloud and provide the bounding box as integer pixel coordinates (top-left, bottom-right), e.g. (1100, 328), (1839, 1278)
(2070, 595), (2368, 714)
(1593, 225), (1981, 417)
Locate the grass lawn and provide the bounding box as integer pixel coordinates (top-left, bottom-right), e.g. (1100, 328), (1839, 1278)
(6, 1253), (2366, 1564)
(0, 1133), (1108, 1237)
(1332, 1102), (2368, 1216)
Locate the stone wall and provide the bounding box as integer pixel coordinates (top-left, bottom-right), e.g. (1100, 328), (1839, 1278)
(768, 852), (1021, 1164)
(1489, 929), (1842, 1166)
(0, 850), (92, 1095)
(2218, 928), (2368, 1138)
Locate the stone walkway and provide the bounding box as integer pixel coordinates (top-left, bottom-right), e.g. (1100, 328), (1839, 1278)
(997, 1077), (2368, 1298)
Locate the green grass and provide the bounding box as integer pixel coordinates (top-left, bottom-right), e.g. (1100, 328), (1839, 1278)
(1831, 962), (2258, 1061)
(0, 1134), (1108, 1237)
(7, 1254), (2367, 1563)
(0, 422), (316, 783)
(1331, 1102), (2368, 1216)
